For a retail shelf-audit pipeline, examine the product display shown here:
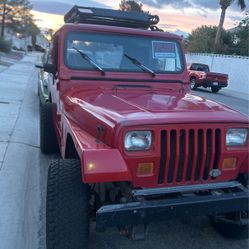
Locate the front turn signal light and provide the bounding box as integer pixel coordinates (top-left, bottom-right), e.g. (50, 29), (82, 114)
(222, 157), (237, 170)
(137, 162), (154, 177)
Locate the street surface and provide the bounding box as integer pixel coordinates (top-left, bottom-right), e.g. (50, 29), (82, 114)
(192, 88), (249, 116)
(0, 54), (248, 249)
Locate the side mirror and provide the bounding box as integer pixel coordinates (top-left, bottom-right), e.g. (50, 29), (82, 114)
(35, 62), (43, 69)
(35, 63), (56, 75)
(43, 63), (57, 74)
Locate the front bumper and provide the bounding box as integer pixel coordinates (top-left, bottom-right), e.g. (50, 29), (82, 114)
(96, 181), (248, 231)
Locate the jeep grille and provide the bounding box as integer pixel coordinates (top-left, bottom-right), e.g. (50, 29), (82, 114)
(158, 127), (221, 184)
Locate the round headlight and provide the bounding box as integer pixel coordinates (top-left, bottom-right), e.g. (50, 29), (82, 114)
(226, 128), (248, 146)
(124, 131), (152, 151)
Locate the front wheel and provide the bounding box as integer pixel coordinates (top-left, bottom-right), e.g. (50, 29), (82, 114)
(210, 211), (248, 240)
(190, 78), (198, 90)
(46, 159), (90, 249)
(211, 86), (220, 93)
(39, 102), (59, 153)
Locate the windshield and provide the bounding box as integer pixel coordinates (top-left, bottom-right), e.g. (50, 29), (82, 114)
(65, 32), (184, 73)
(191, 64), (209, 72)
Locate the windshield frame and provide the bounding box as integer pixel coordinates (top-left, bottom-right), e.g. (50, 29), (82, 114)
(63, 31), (185, 75)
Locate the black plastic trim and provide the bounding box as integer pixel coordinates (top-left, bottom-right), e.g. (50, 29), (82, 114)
(96, 181), (248, 232)
(70, 76), (184, 84)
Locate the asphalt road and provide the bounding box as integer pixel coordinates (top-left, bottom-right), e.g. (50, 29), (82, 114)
(1, 55), (248, 249)
(191, 88), (249, 117)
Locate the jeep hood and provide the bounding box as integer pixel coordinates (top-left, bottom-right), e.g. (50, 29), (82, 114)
(65, 88), (248, 128)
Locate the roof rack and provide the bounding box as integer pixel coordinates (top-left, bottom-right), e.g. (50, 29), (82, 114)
(64, 5), (160, 30)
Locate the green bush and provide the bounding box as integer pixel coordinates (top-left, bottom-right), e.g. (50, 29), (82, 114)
(0, 37), (11, 52)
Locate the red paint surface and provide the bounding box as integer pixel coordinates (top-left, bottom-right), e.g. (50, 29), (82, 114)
(48, 24), (248, 187)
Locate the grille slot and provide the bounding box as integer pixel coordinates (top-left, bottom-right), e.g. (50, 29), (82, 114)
(213, 129), (221, 169)
(176, 130), (185, 182)
(203, 129), (212, 180)
(167, 130), (176, 183)
(186, 129), (194, 181)
(194, 129), (203, 181)
(159, 127), (221, 184)
(158, 130), (167, 184)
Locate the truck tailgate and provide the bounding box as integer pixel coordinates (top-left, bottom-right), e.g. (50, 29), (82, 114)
(206, 72), (228, 82)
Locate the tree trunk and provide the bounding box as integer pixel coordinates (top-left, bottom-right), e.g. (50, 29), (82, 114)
(32, 34), (36, 50)
(214, 7), (227, 52)
(1, 0), (7, 37)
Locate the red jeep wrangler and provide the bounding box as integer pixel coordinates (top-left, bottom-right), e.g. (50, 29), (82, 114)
(188, 63), (228, 93)
(37, 6), (249, 249)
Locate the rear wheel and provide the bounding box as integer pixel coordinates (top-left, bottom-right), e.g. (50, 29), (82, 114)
(46, 159), (90, 249)
(210, 211), (248, 239)
(190, 78), (197, 90)
(211, 86), (220, 93)
(39, 102), (59, 153)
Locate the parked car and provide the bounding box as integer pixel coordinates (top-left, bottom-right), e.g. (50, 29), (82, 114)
(37, 6), (249, 249)
(35, 44), (46, 53)
(36, 50), (52, 103)
(188, 63), (228, 93)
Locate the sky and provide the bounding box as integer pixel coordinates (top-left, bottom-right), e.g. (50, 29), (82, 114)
(30, 0), (249, 35)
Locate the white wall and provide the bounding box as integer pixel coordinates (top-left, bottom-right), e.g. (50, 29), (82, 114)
(186, 53), (249, 96)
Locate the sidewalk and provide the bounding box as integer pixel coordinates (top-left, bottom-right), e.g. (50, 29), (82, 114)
(0, 53), (41, 249)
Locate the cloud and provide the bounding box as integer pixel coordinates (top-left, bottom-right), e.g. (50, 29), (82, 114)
(191, 0), (219, 10)
(141, 0), (192, 9)
(159, 23), (178, 29)
(31, 1), (71, 15)
(31, 0), (248, 17)
(141, 0), (248, 11)
(30, 0), (109, 15)
(229, 15), (245, 21)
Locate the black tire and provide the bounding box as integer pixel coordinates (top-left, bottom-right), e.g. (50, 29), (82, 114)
(211, 86), (220, 93)
(238, 173), (249, 188)
(37, 81), (40, 97)
(39, 101), (59, 153)
(190, 78), (198, 90)
(210, 212), (248, 240)
(46, 159), (90, 249)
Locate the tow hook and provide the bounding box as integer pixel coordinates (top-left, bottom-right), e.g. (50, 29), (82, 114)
(119, 224), (149, 241)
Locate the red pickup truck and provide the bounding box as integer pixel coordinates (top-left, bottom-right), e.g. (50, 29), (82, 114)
(188, 63), (228, 93)
(36, 6), (248, 249)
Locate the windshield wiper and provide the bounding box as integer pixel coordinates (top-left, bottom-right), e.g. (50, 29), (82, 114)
(72, 47), (105, 75)
(124, 53), (156, 77)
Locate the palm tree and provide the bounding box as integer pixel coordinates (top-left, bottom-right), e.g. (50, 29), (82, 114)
(214, 0), (246, 51)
